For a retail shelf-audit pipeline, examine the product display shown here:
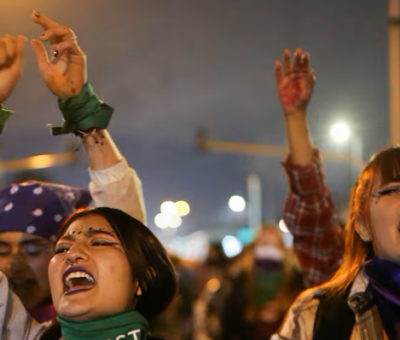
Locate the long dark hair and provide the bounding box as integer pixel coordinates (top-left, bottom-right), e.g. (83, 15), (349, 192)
(41, 207), (177, 339)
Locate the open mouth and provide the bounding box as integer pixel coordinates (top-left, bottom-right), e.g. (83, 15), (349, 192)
(63, 266), (96, 295)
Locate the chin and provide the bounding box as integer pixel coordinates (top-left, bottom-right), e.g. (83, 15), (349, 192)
(57, 300), (94, 322)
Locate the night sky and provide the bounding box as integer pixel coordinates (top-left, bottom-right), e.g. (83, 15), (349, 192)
(0, 1), (390, 245)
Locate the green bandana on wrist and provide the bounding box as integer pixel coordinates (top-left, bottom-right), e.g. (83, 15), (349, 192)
(57, 310), (150, 340)
(0, 105), (13, 135)
(52, 82), (114, 136)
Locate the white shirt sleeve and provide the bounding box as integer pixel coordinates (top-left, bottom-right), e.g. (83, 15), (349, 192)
(0, 272), (49, 340)
(88, 158), (147, 224)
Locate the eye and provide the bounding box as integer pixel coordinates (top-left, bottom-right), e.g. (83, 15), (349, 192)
(23, 244), (46, 257)
(91, 240), (116, 246)
(377, 187), (400, 197)
(0, 243), (11, 256)
(55, 246), (70, 254)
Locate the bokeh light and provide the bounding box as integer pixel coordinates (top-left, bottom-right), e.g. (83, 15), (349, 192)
(176, 200), (190, 216)
(155, 213), (169, 229)
(206, 278), (221, 292)
(169, 214), (182, 228)
(160, 201), (177, 214)
(222, 235), (243, 257)
(330, 122), (350, 142)
(228, 195), (246, 212)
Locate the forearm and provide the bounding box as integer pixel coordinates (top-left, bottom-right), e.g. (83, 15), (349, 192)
(82, 129), (122, 170)
(89, 159), (147, 223)
(284, 111), (314, 167)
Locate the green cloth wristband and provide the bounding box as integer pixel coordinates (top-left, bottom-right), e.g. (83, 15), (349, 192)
(0, 105), (13, 135)
(52, 82), (114, 136)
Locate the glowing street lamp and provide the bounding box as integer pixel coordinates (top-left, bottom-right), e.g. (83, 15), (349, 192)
(330, 122), (350, 142)
(228, 195), (246, 212)
(330, 122), (363, 183)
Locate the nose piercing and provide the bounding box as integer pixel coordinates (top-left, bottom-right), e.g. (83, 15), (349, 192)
(65, 255), (83, 265)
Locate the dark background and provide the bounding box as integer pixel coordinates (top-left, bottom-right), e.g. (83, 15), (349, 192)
(0, 1), (389, 242)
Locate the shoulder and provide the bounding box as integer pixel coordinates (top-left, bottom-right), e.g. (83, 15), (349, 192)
(275, 287), (323, 340)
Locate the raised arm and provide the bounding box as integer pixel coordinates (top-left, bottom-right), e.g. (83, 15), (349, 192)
(0, 34), (26, 134)
(30, 11), (146, 223)
(276, 48), (344, 287)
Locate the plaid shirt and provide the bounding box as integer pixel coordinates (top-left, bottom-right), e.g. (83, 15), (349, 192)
(282, 151), (344, 287)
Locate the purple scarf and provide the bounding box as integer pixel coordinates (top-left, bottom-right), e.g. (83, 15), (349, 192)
(364, 258), (400, 340)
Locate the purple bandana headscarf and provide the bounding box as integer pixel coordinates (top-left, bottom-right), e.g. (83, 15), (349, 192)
(0, 180), (92, 240)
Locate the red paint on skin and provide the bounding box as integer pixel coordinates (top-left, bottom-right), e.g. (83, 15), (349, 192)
(279, 78), (302, 108)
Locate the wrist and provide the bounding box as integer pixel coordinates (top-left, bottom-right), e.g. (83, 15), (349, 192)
(52, 82), (114, 136)
(284, 109), (307, 120)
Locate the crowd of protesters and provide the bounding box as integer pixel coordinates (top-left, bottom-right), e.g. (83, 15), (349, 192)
(0, 9), (396, 340)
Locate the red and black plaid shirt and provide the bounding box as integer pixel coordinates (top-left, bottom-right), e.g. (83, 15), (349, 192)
(282, 151), (345, 287)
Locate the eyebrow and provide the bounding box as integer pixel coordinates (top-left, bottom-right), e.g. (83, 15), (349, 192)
(60, 229), (117, 241)
(19, 239), (49, 246)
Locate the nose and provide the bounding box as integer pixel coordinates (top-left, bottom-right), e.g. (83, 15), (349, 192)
(64, 242), (89, 265)
(6, 250), (29, 276)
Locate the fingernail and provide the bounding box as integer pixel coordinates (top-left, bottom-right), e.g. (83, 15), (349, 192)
(33, 10), (41, 17)
(40, 33), (46, 40)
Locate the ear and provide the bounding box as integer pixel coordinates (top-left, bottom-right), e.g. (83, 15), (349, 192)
(354, 218), (372, 242)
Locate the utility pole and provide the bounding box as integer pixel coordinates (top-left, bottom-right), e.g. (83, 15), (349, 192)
(197, 129), (364, 167)
(389, 0), (400, 144)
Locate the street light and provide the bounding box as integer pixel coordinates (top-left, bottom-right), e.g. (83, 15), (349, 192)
(330, 122), (350, 142)
(228, 195), (246, 212)
(330, 122), (363, 183)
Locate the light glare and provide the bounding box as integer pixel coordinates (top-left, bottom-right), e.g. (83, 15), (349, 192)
(279, 219), (290, 233)
(222, 235), (243, 257)
(176, 200), (190, 216)
(228, 195), (246, 212)
(169, 214), (182, 228)
(155, 213), (169, 229)
(330, 122), (350, 142)
(206, 278), (221, 292)
(160, 201), (177, 214)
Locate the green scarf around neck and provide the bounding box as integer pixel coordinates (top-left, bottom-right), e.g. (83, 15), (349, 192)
(57, 310), (149, 340)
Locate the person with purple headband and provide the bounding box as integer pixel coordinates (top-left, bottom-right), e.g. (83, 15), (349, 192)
(0, 11), (146, 323)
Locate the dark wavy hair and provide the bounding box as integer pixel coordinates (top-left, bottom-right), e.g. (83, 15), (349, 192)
(41, 207), (177, 339)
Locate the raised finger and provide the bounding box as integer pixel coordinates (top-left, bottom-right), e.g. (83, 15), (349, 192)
(302, 51), (310, 72)
(32, 10), (59, 30)
(53, 39), (80, 58)
(275, 61), (283, 84)
(292, 48), (303, 73)
(3, 34), (17, 65)
(14, 35), (27, 68)
(307, 68), (316, 90)
(282, 49), (291, 75)
(41, 26), (76, 43)
(31, 39), (50, 76)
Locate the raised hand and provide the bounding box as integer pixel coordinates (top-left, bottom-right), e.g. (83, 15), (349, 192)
(31, 10), (87, 98)
(0, 34), (26, 104)
(275, 48), (315, 116)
